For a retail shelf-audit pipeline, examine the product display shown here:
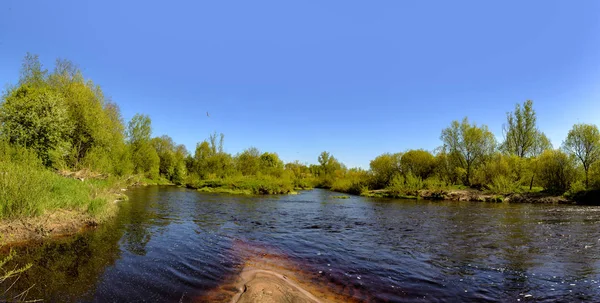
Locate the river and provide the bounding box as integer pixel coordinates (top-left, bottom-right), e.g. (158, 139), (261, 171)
(2, 186), (600, 302)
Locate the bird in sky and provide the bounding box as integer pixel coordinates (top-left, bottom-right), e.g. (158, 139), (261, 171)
(206, 112), (209, 117)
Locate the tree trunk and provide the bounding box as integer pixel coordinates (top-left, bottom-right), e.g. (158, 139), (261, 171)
(529, 174), (534, 191)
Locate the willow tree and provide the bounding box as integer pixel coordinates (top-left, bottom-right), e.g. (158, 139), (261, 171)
(502, 100), (538, 158)
(441, 117), (496, 186)
(563, 123), (600, 188)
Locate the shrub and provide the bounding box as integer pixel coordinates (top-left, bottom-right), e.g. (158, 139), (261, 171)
(537, 150), (578, 194)
(387, 173), (423, 196)
(488, 175), (521, 194)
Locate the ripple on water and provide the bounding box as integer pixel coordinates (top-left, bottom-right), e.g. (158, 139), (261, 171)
(3, 188), (600, 302)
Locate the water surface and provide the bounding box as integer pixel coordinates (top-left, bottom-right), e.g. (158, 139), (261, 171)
(3, 186), (600, 302)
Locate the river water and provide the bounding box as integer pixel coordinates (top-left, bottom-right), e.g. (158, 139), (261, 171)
(2, 186), (600, 302)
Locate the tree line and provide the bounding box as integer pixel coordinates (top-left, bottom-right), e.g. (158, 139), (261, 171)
(2, 54), (600, 198)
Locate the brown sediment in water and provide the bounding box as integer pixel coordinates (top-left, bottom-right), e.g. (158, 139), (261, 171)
(230, 269), (323, 303)
(197, 241), (366, 303)
(0, 209), (99, 247)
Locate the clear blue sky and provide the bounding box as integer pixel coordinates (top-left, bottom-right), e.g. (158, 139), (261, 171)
(1, 1), (600, 168)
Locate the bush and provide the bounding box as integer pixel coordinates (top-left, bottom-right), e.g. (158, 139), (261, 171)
(423, 177), (446, 191)
(387, 173), (423, 196)
(488, 175), (521, 194)
(565, 180), (586, 198)
(537, 150), (578, 194)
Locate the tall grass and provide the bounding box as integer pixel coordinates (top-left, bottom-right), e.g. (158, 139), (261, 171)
(0, 142), (118, 220)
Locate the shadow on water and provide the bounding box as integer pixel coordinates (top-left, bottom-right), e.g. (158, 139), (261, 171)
(2, 187), (600, 302)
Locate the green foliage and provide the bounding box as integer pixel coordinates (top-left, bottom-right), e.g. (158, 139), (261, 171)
(150, 135), (188, 183)
(537, 149), (578, 194)
(441, 117), (496, 185)
(127, 114), (160, 179)
(423, 177), (446, 191)
(285, 161), (315, 189)
(387, 173), (423, 196)
(473, 153), (524, 190)
(563, 123), (600, 188)
(132, 143), (160, 179)
(0, 84), (72, 166)
(0, 141), (116, 219)
(487, 175), (521, 194)
(259, 152), (284, 176)
(190, 175), (295, 195)
(234, 147), (261, 176)
(369, 152), (402, 189)
(401, 149), (435, 180)
(433, 150), (459, 185)
(565, 180), (586, 198)
(330, 169), (370, 195)
(314, 151), (345, 188)
(502, 100), (539, 157)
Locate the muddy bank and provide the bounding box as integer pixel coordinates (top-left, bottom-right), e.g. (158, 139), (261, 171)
(365, 189), (574, 204)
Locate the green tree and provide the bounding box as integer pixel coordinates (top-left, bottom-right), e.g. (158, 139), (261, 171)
(0, 85), (72, 166)
(318, 151), (343, 176)
(235, 147), (261, 176)
(563, 123), (600, 188)
(172, 144), (188, 184)
(127, 114), (158, 178)
(537, 149), (578, 193)
(441, 117), (496, 186)
(369, 152), (402, 189)
(527, 131), (552, 190)
(400, 149), (436, 180)
(152, 135), (176, 180)
(18, 52), (47, 86)
(127, 114), (152, 147)
(433, 149), (460, 185)
(259, 152), (284, 176)
(502, 100), (538, 158)
(132, 143), (160, 179)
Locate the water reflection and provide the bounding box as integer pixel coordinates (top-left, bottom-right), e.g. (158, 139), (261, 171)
(2, 187), (600, 302)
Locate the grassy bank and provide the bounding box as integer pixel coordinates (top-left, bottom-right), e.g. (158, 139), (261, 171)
(0, 162), (127, 221)
(0, 144), (133, 244)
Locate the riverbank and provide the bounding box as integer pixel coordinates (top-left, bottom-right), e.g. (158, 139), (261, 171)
(360, 188), (574, 204)
(0, 170), (142, 246)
